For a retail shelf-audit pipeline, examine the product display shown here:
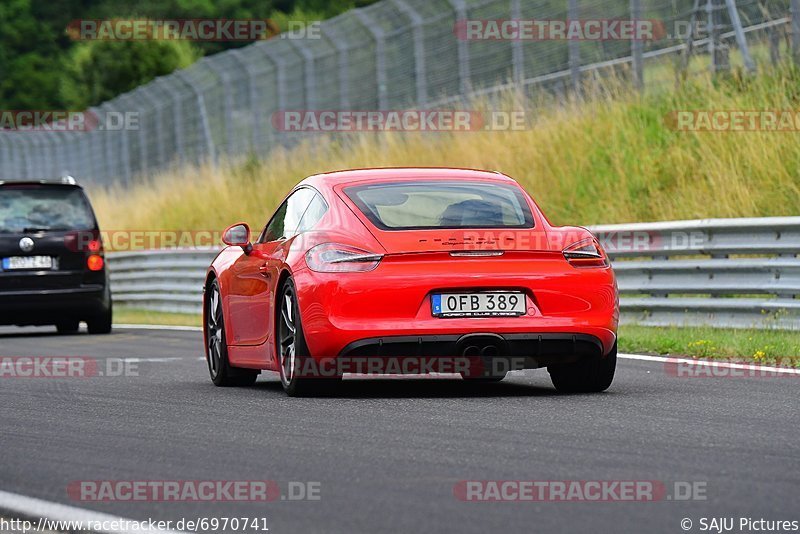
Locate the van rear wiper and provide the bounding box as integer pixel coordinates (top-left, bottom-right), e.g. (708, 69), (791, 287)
(23, 226), (55, 232)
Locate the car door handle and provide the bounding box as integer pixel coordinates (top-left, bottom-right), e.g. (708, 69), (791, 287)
(258, 263), (270, 277)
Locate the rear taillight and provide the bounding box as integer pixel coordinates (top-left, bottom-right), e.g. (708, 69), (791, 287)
(87, 254), (104, 271)
(563, 237), (609, 268)
(305, 243), (383, 273)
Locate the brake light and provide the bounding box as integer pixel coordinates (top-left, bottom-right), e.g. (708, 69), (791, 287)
(305, 243), (383, 273)
(563, 237), (609, 268)
(87, 254), (104, 271)
(87, 239), (102, 252)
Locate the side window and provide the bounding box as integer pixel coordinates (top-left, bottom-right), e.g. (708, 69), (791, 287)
(296, 193), (328, 232)
(261, 188), (315, 242)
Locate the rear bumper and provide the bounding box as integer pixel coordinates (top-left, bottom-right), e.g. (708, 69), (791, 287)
(0, 285), (110, 325)
(339, 332), (608, 370)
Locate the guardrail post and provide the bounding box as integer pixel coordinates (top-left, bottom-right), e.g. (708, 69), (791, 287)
(353, 9), (389, 110)
(393, 0), (429, 106)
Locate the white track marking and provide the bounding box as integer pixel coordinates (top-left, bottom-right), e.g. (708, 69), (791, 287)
(0, 490), (185, 534)
(112, 324), (202, 332)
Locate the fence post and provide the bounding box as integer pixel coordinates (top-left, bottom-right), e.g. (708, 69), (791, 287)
(0, 134), (10, 178)
(510, 0), (524, 85)
(354, 9), (389, 110)
(112, 97), (133, 185)
(630, 0), (644, 91)
(792, 0), (800, 64)
(393, 0), (428, 106)
(175, 70), (216, 166)
(24, 136), (35, 179)
(261, 45), (288, 113)
(32, 134), (46, 178)
(320, 25), (351, 109)
(288, 40), (317, 110)
(261, 44), (288, 148)
(205, 59), (235, 156)
(139, 85), (165, 172)
(447, 0), (472, 96)
(724, 0), (755, 73)
(160, 81), (185, 167)
(568, 0), (581, 95)
(229, 49), (264, 151)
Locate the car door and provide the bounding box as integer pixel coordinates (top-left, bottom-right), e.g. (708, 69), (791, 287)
(226, 188), (315, 350)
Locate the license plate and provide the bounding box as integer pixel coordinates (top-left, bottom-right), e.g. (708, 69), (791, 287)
(432, 292), (526, 317)
(2, 256), (53, 270)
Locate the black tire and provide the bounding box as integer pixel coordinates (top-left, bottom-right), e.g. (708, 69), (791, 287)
(87, 306), (112, 334)
(277, 278), (337, 397)
(56, 320), (80, 334)
(548, 342), (617, 393)
(205, 279), (259, 387)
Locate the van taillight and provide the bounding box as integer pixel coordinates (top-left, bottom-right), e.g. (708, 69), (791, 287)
(87, 255), (104, 271)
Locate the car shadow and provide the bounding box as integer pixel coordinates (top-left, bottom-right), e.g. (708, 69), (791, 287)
(250, 376), (560, 398)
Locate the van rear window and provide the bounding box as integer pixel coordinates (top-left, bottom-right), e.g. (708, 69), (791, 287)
(0, 186), (95, 233)
(344, 181), (534, 231)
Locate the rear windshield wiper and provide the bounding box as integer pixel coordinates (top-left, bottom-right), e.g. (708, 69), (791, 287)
(22, 226), (69, 233)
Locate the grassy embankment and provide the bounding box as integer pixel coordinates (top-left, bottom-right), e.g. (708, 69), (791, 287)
(99, 62), (800, 361)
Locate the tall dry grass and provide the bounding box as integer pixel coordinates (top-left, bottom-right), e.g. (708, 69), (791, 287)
(90, 63), (800, 232)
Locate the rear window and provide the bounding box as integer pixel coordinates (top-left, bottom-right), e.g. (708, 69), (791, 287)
(344, 181), (534, 230)
(0, 186), (95, 233)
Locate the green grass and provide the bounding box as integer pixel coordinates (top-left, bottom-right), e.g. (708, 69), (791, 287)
(114, 307), (201, 327)
(619, 324), (800, 366)
(113, 308), (799, 366)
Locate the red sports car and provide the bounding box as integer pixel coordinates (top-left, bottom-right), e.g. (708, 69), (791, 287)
(204, 168), (618, 396)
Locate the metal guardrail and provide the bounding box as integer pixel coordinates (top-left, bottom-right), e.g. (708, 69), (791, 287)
(108, 217), (800, 329)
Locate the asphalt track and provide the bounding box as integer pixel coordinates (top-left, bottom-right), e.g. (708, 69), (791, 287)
(0, 325), (797, 534)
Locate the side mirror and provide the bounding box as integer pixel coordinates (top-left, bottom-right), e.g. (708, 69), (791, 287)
(222, 222), (252, 254)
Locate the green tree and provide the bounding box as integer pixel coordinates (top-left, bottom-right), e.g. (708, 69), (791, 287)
(0, 0), (64, 109)
(60, 39), (201, 109)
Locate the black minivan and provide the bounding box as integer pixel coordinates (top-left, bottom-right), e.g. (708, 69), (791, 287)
(0, 178), (112, 333)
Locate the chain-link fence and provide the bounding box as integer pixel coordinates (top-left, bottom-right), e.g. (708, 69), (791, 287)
(0, 0), (795, 186)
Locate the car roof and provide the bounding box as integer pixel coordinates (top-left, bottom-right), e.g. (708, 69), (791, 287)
(301, 167), (517, 190)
